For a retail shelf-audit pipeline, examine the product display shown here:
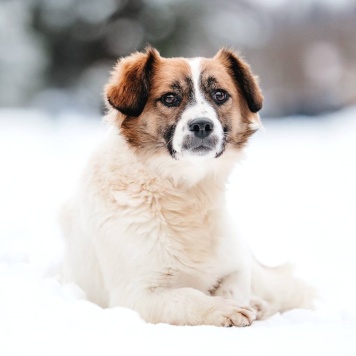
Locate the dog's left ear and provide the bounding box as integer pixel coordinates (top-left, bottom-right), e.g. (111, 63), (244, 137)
(215, 49), (263, 113)
(105, 47), (159, 117)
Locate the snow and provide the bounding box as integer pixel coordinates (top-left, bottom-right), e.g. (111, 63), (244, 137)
(0, 107), (355, 355)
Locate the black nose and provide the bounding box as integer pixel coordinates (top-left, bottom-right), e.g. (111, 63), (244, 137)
(188, 118), (214, 139)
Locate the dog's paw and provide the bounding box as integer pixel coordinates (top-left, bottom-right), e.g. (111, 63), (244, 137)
(206, 300), (256, 327)
(250, 297), (272, 320)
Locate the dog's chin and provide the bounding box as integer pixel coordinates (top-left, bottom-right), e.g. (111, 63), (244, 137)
(175, 145), (223, 160)
(190, 145), (214, 155)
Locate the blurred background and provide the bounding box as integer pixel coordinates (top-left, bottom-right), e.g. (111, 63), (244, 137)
(1, 0), (356, 118)
(1, 0), (356, 332)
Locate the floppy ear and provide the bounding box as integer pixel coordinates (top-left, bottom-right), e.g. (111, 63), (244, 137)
(215, 49), (263, 113)
(105, 47), (159, 117)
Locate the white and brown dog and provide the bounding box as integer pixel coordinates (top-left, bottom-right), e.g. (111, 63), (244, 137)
(60, 48), (314, 326)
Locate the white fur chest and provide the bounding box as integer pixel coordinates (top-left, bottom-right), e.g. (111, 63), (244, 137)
(109, 171), (224, 266)
(83, 155), (234, 297)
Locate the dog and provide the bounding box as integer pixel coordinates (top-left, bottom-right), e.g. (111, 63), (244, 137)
(60, 47), (314, 326)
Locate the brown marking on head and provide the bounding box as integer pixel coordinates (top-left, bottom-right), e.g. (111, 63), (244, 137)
(105, 50), (193, 154)
(199, 49), (263, 149)
(214, 48), (263, 114)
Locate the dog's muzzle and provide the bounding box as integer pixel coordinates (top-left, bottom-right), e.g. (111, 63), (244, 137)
(182, 118), (220, 156)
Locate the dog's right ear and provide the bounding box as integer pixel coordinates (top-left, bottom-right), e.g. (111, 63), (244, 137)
(105, 47), (159, 117)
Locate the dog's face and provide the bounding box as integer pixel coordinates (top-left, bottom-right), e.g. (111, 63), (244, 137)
(105, 48), (263, 162)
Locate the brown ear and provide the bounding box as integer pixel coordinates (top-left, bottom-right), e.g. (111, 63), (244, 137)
(215, 49), (263, 113)
(105, 47), (159, 117)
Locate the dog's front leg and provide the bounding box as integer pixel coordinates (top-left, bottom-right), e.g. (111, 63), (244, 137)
(212, 270), (252, 307)
(94, 249), (256, 326)
(92, 222), (256, 326)
(128, 287), (256, 327)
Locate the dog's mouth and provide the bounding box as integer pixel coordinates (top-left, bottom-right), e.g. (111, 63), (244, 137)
(180, 135), (224, 158)
(167, 124), (226, 160)
(190, 145), (214, 155)
(183, 136), (217, 150)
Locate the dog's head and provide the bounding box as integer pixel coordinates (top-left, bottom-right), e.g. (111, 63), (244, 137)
(105, 47), (262, 164)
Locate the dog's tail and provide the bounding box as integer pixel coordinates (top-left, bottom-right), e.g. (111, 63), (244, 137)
(251, 259), (316, 319)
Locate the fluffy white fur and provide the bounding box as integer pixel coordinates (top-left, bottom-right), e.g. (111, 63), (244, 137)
(60, 55), (314, 327)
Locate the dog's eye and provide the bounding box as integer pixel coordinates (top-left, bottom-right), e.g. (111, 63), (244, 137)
(161, 93), (181, 107)
(212, 90), (229, 105)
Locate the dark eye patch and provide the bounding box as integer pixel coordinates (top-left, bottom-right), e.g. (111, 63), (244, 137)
(200, 75), (230, 105)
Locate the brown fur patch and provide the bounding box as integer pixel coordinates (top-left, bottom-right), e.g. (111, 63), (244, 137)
(200, 53), (262, 149)
(215, 49), (263, 114)
(108, 53), (193, 154)
(105, 47), (159, 117)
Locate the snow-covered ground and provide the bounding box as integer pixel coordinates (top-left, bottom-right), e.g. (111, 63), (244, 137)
(0, 108), (355, 355)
